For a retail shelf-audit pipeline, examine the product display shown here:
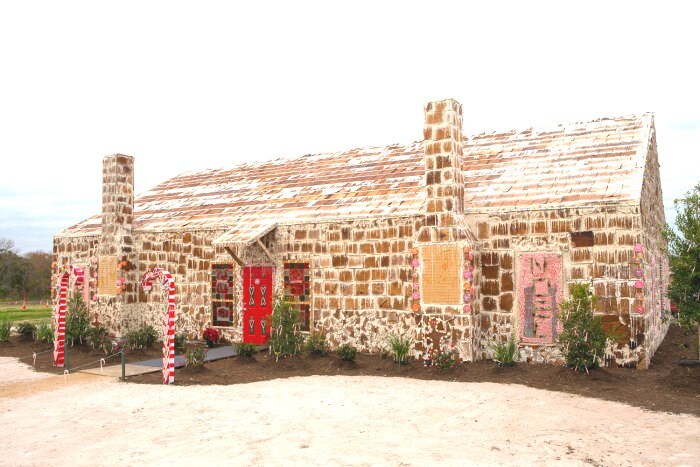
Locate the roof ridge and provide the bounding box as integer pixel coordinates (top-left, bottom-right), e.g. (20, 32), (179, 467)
(466, 113), (651, 139)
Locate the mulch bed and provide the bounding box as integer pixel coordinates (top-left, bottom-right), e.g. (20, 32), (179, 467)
(0, 338), (162, 375)
(2, 324), (698, 416)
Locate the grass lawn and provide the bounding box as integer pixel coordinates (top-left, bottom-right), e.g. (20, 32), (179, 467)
(0, 306), (52, 322)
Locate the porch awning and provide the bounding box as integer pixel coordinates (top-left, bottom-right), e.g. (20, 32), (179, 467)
(212, 219), (278, 247)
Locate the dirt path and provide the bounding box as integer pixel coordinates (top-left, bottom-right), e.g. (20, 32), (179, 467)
(1, 360), (698, 466)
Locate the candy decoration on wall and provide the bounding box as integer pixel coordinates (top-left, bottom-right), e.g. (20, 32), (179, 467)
(116, 260), (129, 294)
(141, 268), (176, 385)
(633, 244), (645, 314)
(411, 247), (421, 313)
(53, 266), (84, 367)
(462, 245), (474, 313)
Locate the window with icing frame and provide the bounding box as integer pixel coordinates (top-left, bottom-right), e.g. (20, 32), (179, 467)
(283, 261), (311, 331)
(211, 262), (235, 327)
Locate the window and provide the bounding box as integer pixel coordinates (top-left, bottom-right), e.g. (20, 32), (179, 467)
(97, 256), (118, 296)
(421, 244), (462, 305)
(211, 263), (235, 327)
(518, 252), (563, 343)
(570, 231), (594, 248)
(283, 262), (311, 330)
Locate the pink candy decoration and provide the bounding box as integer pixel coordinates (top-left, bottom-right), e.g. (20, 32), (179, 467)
(636, 268), (643, 277)
(635, 305), (644, 314)
(463, 304), (471, 313)
(634, 280), (644, 289)
(468, 252), (474, 260)
(463, 293), (471, 302)
(633, 243), (643, 253)
(412, 292), (420, 300)
(141, 268), (176, 385)
(463, 270), (472, 279)
(412, 259), (420, 268)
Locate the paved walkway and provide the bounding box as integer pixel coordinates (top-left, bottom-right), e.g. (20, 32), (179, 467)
(81, 345), (238, 378)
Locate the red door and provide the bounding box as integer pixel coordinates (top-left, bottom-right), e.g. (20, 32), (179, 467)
(242, 266), (273, 344)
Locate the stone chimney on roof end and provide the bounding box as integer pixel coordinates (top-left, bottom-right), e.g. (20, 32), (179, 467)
(423, 98), (465, 228)
(99, 154), (134, 258)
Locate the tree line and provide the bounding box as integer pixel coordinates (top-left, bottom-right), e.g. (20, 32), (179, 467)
(0, 238), (52, 302)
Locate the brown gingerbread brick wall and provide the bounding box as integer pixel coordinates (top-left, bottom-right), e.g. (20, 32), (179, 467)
(468, 194), (669, 367)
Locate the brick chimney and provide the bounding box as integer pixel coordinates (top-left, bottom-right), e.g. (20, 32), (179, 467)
(423, 98), (465, 227)
(98, 154), (134, 257)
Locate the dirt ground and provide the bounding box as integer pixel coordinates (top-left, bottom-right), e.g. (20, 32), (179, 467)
(0, 338), (162, 375)
(0, 324), (698, 465)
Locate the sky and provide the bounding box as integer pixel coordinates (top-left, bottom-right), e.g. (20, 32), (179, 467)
(0, 1), (698, 254)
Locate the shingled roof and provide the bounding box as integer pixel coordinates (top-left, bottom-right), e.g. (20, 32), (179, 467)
(57, 113), (653, 241)
(463, 113), (653, 211)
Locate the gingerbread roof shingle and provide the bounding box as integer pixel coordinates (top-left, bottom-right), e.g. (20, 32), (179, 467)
(56, 113), (653, 240)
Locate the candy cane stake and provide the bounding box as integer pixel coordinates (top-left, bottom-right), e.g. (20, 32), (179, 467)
(53, 266), (84, 367)
(141, 268), (176, 385)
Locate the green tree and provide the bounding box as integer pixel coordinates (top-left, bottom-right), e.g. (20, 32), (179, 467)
(65, 293), (90, 346)
(268, 296), (305, 361)
(665, 182), (700, 360)
(0, 239), (52, 301)
(558, 282), (607, 372)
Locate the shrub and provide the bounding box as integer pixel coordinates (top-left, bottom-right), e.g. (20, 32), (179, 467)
(386, 332), (412, 364)
(202, 327), (220, 344)
(87, 325), (118, 355)
(65, 293), (90, 346)
(431, 350), (458, 370)
(174, 332), (187, 352)
(492, 336), (517, 366)
(126, 325), (159, 350)
(268, 297), (305, 361)
(185, 344), (207, 367)
(304, 331), (329, 355)
(233, 341), (258, 357)
(35, 320), (54, 344)
(558, 282), (607, 373)
(16, 322), (36, 340)
(0, 318), (12, 341)
(337, 344), (357, 362)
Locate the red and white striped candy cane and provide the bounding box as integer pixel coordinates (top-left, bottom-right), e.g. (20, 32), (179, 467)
(141, 268), (176, 384)
(53, 266), (84, 367)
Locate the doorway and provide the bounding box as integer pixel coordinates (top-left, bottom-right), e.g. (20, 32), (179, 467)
(242, 265), (273, 344)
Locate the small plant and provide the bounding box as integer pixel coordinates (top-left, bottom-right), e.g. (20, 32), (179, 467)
(492, 336), (517, 366)
(304, 330), (329, 355)
(431, 350), (458, 369)
(126, 325), (159, 350)
(16, 322), (36, 340)
(268, 297), (305, 361)
(558, 282), (607, 373)
(233, 341), (258, 357)
(65, 293), (90, 346)
(87, 325), (119, 355)
(0, 318), (12, 341)
(203, 327), (220, 346)
(142, 325), (159, 347)
(386, 332), (412, 364)
(337, 344), (357, 362)
(174, 332), (187, 352)
(185, 344), (207, 367)
(35, 320), (54, 344)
